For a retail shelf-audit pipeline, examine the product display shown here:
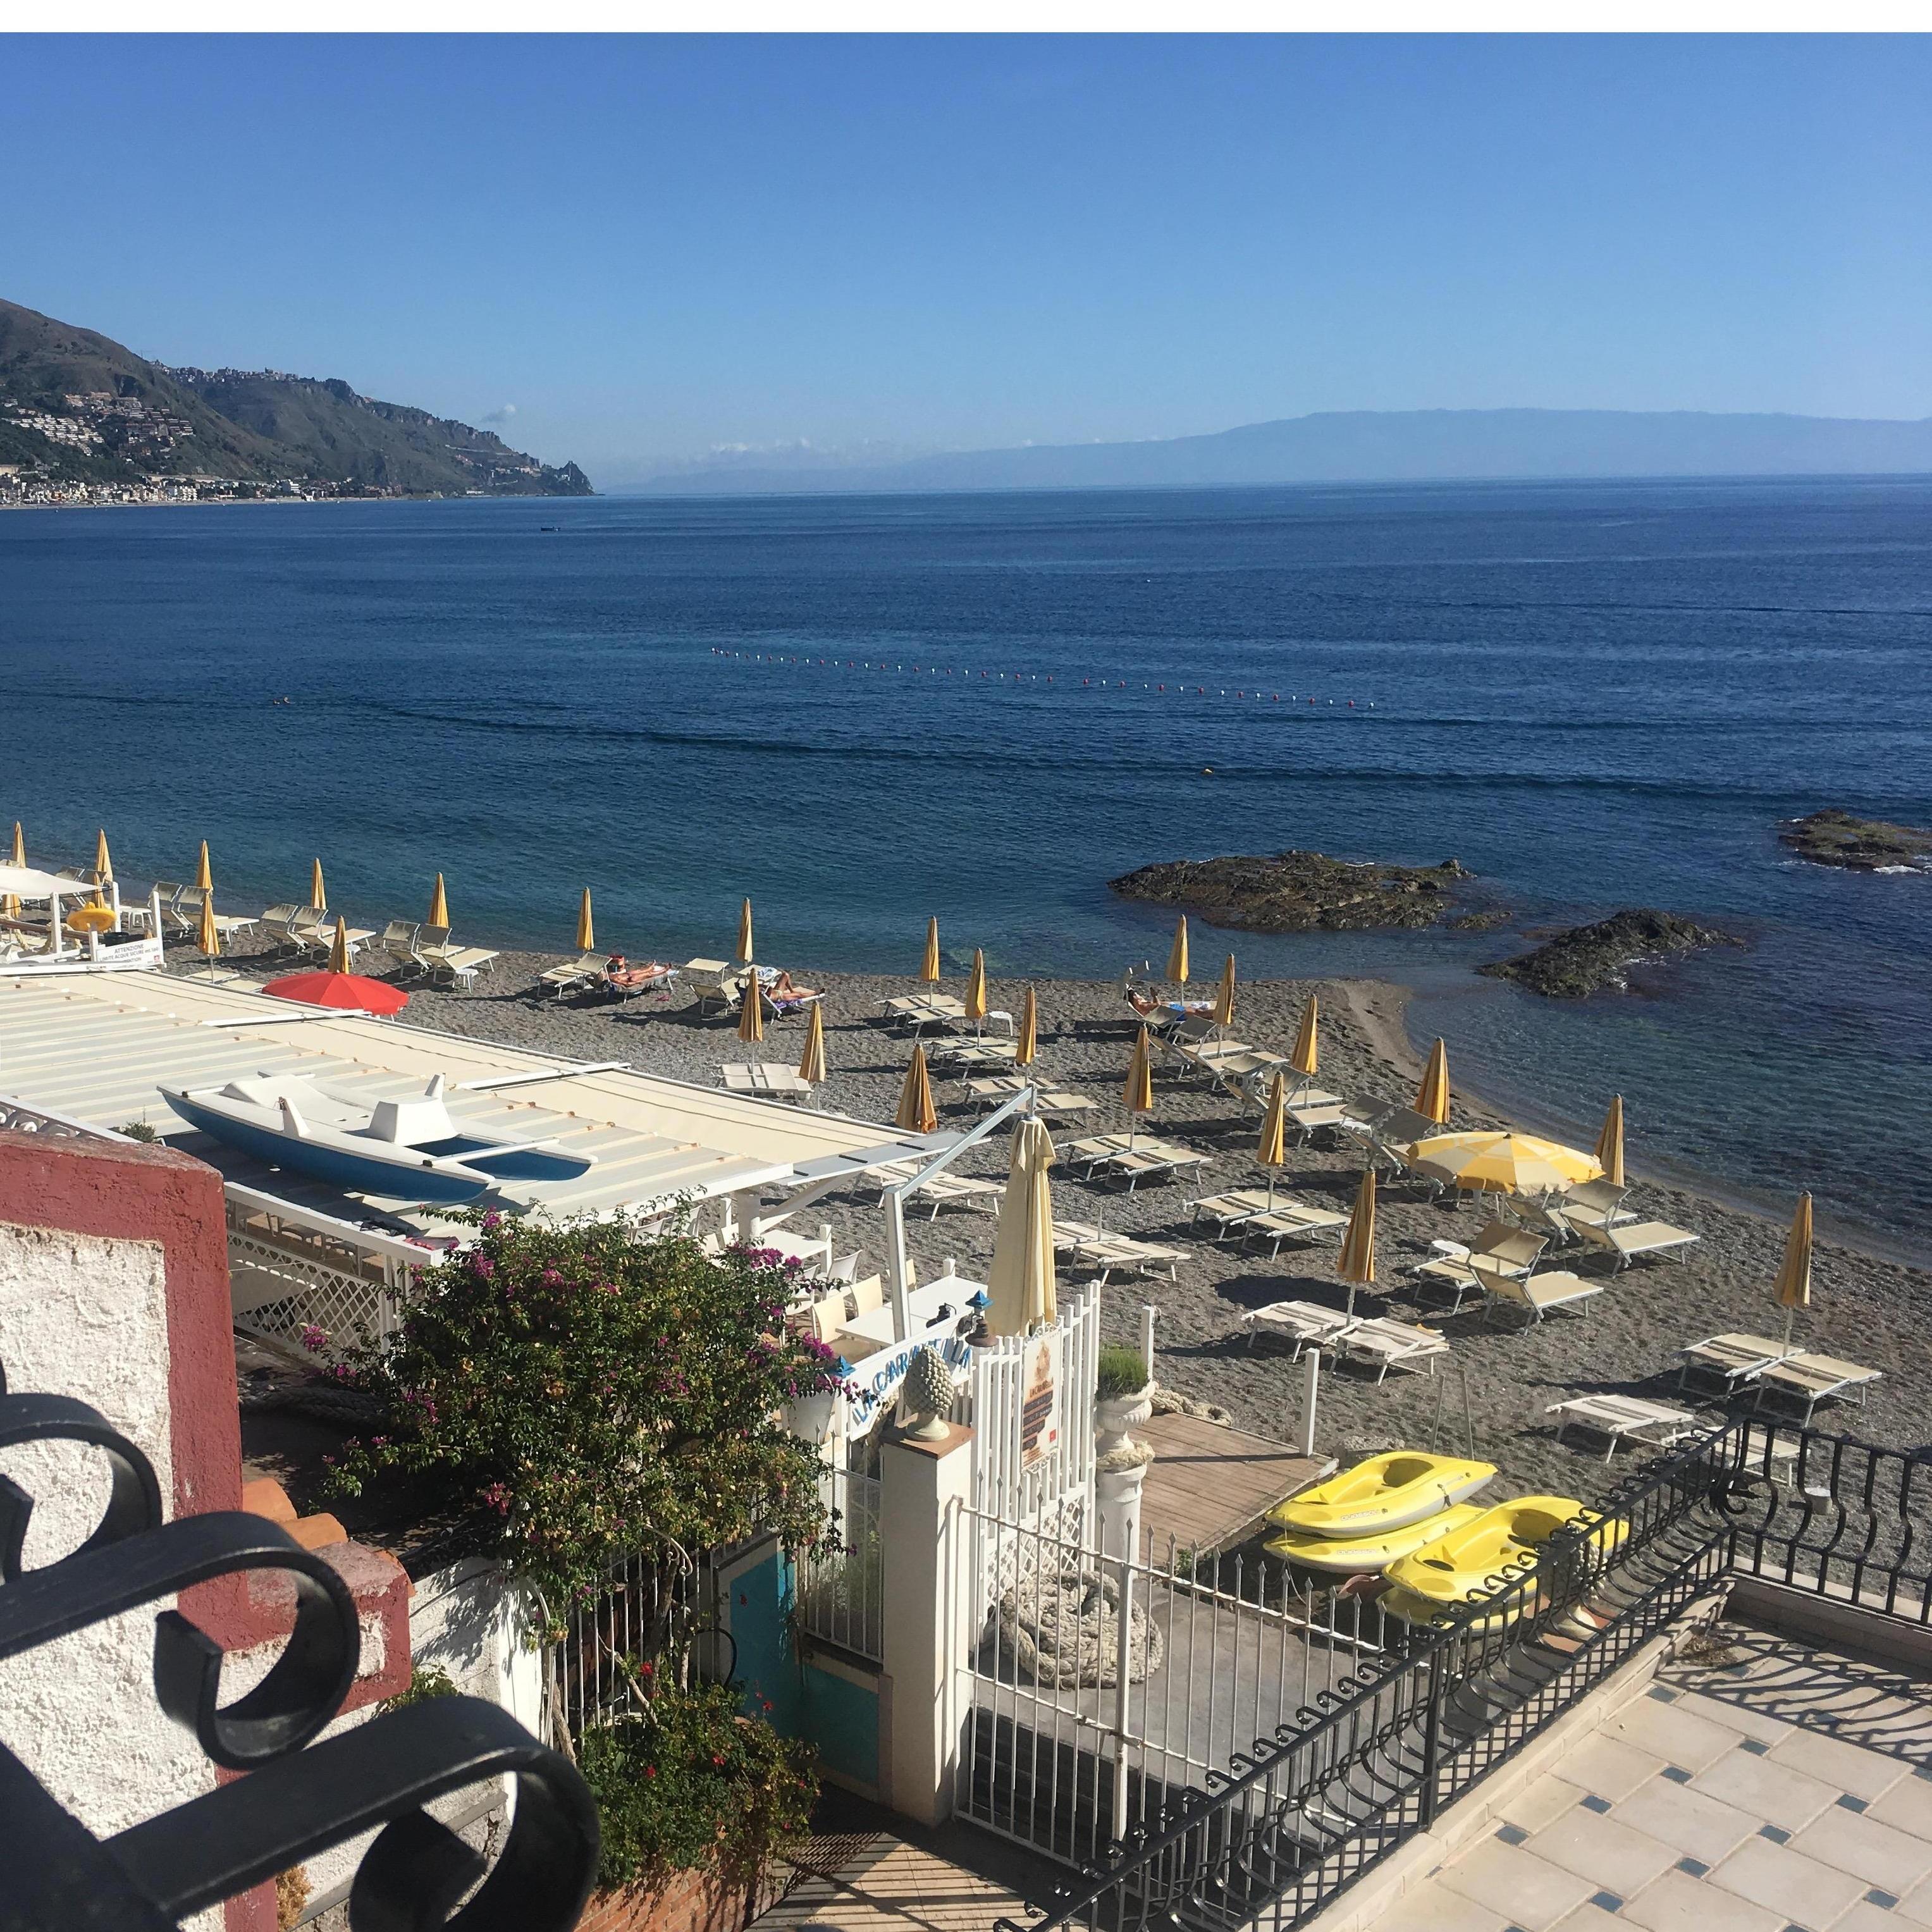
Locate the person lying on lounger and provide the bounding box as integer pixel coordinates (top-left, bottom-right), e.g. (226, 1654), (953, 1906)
(1124, 986), (1214, 1019)
(754, 967), (822, 1007)
(605, 955), (671, 994)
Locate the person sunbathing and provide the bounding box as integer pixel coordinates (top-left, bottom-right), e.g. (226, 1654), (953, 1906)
(763, 969), (821, 1005)
(605, 956), (670, 994)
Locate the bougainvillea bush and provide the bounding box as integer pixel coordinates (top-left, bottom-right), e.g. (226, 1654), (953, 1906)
(325, 1213), (844, 1638)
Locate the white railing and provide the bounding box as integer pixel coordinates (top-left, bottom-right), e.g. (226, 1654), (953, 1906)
(797, 1465), (883, 1661)
(0, 1098), (132, 1143)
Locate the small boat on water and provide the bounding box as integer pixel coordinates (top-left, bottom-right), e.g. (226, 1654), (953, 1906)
(1266, 1451), (1496, 1541)
(161, 1072), (595, 1204)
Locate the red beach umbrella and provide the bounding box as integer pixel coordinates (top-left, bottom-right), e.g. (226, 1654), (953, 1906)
(262, 970), (409, 1016)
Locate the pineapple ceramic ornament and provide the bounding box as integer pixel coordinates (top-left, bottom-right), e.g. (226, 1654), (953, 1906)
(902, 1346), (956, 1440)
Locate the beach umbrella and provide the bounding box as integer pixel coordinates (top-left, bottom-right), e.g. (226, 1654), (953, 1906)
(1257, 1071), (1289, 1209)
(1338, 1167), (1377, 1316)
(1290, 995), (1320, 1080)
(575, 887), (595, 954)
(920, 916), (941, 985)
(987, 1116), (1058, 1336)
(95, 830), (114, 884)
(197, 890), (221, 979)
(1774, 1192), (1813, 1349)
(1167, 914), (1190, 985)
(1015, 985), (1038, 1069)
(1409, 1130), (1601, 1198)
(193, 840), (211, 893)
(965, 948), (988, 1033)
(895, 1043), (938, 1135)
(1123, 1023), (1154, 1148)
(797, 999), (827, 1085)
(1596, 1096), (1626, 1190)
(735, 896), (754, 965)
(428, 873), (450, 928)
(8, 823), (23, 869)
(310, 859), (327, 911)
(1417, 1038), (1451, 1125)
(1213, 954), (1236, 1029)
(737, 971), (766, 1050)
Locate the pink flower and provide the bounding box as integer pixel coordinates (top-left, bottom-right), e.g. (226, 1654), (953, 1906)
(298, 1324), (328, 1353)
(480, 1210), (503, 1232)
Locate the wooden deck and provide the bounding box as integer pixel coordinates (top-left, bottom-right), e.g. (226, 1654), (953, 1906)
(1135, 1411), (1334, 1560)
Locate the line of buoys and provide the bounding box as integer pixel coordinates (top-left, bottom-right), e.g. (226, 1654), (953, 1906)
(705, 648), (1375, 708)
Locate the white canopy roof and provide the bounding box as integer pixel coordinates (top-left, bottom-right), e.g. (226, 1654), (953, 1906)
(0, 864), (94, 900)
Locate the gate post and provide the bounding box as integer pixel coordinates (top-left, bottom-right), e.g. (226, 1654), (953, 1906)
(878, 1420), (976, 1828)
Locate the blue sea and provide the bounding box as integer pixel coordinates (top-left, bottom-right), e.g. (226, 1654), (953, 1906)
(3, 479), (1929, 1255)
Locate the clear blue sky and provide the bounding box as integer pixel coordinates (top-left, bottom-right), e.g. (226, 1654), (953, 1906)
(5, 34), (1929, 483)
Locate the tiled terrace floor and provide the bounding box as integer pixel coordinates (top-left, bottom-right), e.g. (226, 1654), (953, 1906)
(759, 1830), (1028, 1931)
(1373, 1624), (1932, 1932)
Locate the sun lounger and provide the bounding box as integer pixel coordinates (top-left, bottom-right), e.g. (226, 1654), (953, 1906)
(1242, 1300), (1361, 1358)
(295, 911), (376, 961)
(867, 1159), (1003, 1219)
(1411, 1222), (1548, 1314)
(1547, 1395), (1704, 1462)
(539, 952), (606, 997)
(1481, 1266), (1603, 1327)
(1064, 1134), (1210, 1191)
(1054, 1221), (1184, 1286)
(963, 1077), (1097, 1120)
(1187, 1188), (1282, 1236)
(176, 887), (256, 942)
(606, 961), (677, 1001)
(379, 921), (421, 973)
(1572, 1217), (1701, 1271)
(1335, 1317), (1449, 1381)
(881, 992), (966, 1032)
(256, 904), (304, 949)
(1241, 1200), (1351, 1257)
(686, 959), (746, 1014)
(926, 1037), (1020, 1069)
(1752, 1352), (1883, 1424)
(1676, 1332), (1792, 1395)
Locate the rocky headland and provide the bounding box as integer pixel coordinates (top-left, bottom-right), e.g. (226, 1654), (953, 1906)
(1778, 809), (1932, 872)
(1480, 908), (1743, 998)
(1108, 849), (1475, 932)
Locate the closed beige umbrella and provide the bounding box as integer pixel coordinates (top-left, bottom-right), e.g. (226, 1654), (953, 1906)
(964, 948), (988, 1032)
(895, 1043), (938, 1135)
(1596, 1096), (1626, 1190)
(309, 859), (327, 911)
(1014, 985), (1038, 1069)
(737, 970), (766, 1050)
(1774, 1193), (1813, 1349)
(1417, 1038), (1450, 1126)
(735, 897), (754, 965)
(1290, 995), (1319, 1080)
(1213, 954), (1236, 1028)
(328, 916), (351, 974)
(1257, 1071), (1289, 1209)
(987, 1116), (1059, 1336)
(428, 873), (450, 928)
(576, 888), (595, 954)
(8, 823), (23, 869)
(920, 916), (941, 984)
(197, 889), (221, 980)
(1338, 1167), (1377, 1315)
(96, 830), (116, 884)
(1123, 1022), (1154, 1148)
(193, 840), (211, 893)
(1166, 914), (1190, 985)
(797, 999), (827, 1085)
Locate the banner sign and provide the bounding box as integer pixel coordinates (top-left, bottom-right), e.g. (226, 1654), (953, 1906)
(1019, 1329), (1062, 1470)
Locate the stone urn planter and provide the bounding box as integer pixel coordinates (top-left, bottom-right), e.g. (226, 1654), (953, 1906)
(1095, 1382), (1155, 1457)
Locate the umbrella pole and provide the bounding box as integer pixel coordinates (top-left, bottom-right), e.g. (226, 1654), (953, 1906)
(1781, 1307), (1795, 1351)
(1267, 1171), (1276, 1211)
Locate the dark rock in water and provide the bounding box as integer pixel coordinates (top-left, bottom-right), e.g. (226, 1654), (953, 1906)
(1448, 906), (1513, 932)
(1778, 809), (1932, 872)
(1481, 909), (1743, 999)
(1109, 849), (1472, 933)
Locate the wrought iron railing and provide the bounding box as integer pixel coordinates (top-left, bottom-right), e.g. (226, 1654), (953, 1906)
(0, 1360), (600, 1930)
(996, 1415), (1924, 1932)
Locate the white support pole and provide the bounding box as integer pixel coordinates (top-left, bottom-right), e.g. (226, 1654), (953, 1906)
(885, 1188), (913, 1342)
(1111, 1553), (1135, 1845)
(1299, 1347), (1321, 1457)
(1139, 1303), (1157, 1382)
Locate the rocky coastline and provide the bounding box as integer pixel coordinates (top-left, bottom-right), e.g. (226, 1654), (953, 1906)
(1109, 849), (1475, 932)
(1480, 908), (1744, 998)
(1778, 809), (1932, 872)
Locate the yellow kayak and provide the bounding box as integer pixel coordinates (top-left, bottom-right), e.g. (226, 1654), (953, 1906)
(1381, 1496), (1627, 1620)
(1266, 1451), (1496, 1540)
(1267, 1503), (1487, 1575)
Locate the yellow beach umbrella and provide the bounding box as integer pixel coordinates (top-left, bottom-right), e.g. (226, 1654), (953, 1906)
(1409, 1130), (1601, 1198)
(95, 829), (115, 884)
(1289, 994), (1319, 1080)
(737, 971), (766, 1049)
(8, 823), (23, 869)
(797, 999), (827, 1085)
(920, 916), (941, 985)
(964, 948), (988, 1031)
(895, 1042), (938, 1135)
(1166, 914), (1190, 985)
(1338, 1167), (1377, 1315)
(1594, 1096), (1626, 1190)
(735, 896), (754, 965)
(309, 859), (327, 911)
(428, 873), (450, 928)
(328, 916), (351, 974)
(1213, 954), (1236, 1028)
(1014, 985), (1038, 1069)
(987, 1115), (1058, 1336)
(192, 840), (212, 893)
(1257, 1071), (1289, 1209)
(1417, 1038), (1450, 1125)
(575, 887), (595, 954)
(197, 890), (221, 977)
(1123, 1023), (1154, 1147)
(1774, 1192), (1813, 1348)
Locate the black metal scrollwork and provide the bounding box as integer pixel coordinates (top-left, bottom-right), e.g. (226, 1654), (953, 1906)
(0, 1365), (599, 1931)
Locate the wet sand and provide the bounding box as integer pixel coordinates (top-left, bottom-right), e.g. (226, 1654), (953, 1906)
(187, 933), (1931, 1504)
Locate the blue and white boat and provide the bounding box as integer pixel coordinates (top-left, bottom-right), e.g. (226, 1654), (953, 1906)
(160, 1071), (596, 1204)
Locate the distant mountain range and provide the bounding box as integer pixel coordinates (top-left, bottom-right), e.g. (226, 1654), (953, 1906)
(627, 407), (1932, 496)
(0, 298), (591, 497)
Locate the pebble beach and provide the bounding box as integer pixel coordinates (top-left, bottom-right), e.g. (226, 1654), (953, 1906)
(188, 931), (1932, 1507)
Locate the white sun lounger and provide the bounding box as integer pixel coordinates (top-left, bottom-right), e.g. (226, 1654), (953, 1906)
(1411, 1221), (1548, 1314)
(1188, 1187), (1284, 1236)
(1481, 1266), (1603, 1327)
(1677, 1332), (1792, 1395)
(1242, 1300), (1361, 1358)
(1336, 1317), (1450, 1381)
(1752, 1352), (1883, 1424)
(1547, 1395), (1704, 1462)
(1573, 1217), (1701, 1271)
(964, 1077), (1097, 1120)
(539, 952), (606, 997)
(867, 1159), (1003, 1219)
(1241, 1200), (1351, 1257)
(1054, 1221), (1184, 1286)
(1064, 1135), (1210, 1191)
